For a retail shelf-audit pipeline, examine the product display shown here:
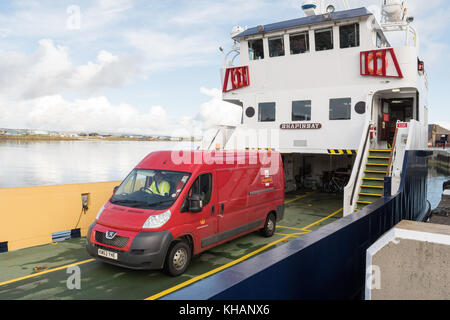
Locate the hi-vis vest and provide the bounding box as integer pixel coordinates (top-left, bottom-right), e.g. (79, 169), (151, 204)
(148, 180), (170, 196)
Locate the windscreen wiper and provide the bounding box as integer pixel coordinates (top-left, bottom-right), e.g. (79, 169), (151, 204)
(110, 199), (146, 206)
(145, 199), (175, 207)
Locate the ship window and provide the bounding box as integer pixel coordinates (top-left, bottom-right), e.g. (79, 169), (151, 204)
(268, 36), (285, 57)
(292, 100), (311, 121)
(315, 27), (333, 51)
(329, 98), (351, 120)
(248, 39), (264, 60)
(290, 32), (309, 54)
(376, 32), (383, 48)
(258, 102), (276, 122)
(340, 23), (360, 48)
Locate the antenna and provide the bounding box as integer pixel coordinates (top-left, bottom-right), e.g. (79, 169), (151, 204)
(302, 0), (350, 16)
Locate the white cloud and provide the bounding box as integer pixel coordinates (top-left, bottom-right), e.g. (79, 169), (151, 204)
(124, 30), (218, 71)
(0, 94), (170, 135)
(0, 0), (134, 39)
(0, 39), (141, 99)
(196, 87), (242, 129)
(0, 86), (241, 137)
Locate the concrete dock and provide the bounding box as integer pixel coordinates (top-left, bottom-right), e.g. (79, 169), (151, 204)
(366, 220), (450, 300)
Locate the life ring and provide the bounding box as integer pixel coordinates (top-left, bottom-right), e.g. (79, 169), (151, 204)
(232, 68), (245, 87)
(367, 52), (388, 75)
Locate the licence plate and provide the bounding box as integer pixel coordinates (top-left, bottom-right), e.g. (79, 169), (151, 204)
(98, 248), (118, 260)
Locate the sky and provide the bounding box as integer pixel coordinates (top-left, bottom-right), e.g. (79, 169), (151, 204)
(0, 0), (449, 137)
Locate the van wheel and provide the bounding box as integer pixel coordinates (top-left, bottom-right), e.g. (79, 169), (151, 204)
(260, 213), (276, 238)
(164, 240), (191, 277)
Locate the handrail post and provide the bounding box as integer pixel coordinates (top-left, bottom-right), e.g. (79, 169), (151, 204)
(386, 126), (399, 177)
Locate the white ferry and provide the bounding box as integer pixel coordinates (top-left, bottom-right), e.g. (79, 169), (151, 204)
(205, 0), (429, 217)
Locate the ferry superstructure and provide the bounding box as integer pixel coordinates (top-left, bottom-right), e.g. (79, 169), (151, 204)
(207, 0), (429, 216)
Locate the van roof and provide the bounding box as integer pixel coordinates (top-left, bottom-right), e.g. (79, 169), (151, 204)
(135, 150), (280, 173)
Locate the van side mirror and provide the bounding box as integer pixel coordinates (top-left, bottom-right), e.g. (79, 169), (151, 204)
(113, 186), (119, 193)
(188, 194), (203, 213)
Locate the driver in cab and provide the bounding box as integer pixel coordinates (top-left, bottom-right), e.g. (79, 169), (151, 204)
(145, 172), (170, 196)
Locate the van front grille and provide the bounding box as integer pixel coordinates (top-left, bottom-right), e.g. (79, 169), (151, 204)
(95, 231), (129, 248)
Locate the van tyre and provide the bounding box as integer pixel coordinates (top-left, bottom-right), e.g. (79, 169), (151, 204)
(164, 240), (191, 277)
(260, 213), (276, 237)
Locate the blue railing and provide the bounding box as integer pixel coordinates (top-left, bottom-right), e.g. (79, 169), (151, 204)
(163, 150), (430, 300)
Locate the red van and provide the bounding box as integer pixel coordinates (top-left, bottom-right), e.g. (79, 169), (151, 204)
(86, 150), (285, 276)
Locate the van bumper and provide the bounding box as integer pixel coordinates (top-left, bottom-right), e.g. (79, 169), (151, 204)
(86, 223), (173, 270)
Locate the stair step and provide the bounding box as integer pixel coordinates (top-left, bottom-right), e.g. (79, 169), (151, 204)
(366, 165), (388, 172)
(358, 194), (382, 203)
(361, 179), (384, 187)
(363, 177), (384, 181)
(360, 187), (383, 195)
(366, 158), (390, 165)
(368, 156), (390, 160)
(364, 170), (387, 174)
(364, 172), (386, 179)
(359, 192), (382, 197)
(366, 163), (388, 166)
(357, 200), (373, 204)
(361, 184), (383, 189)
(369, 149), (391, 153)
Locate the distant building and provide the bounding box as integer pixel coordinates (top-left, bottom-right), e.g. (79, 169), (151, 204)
(429, 124), (449, 148)
(31, 130), (49, 135)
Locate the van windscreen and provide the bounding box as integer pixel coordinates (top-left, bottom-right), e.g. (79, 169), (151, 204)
(110, 169), (191, 210)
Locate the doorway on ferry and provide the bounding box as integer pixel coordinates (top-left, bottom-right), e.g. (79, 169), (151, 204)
(378, 98), (414, 147)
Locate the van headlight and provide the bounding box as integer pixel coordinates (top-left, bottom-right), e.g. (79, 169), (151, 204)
(96, 205), (105, 220)
(142, 210), (171, 229)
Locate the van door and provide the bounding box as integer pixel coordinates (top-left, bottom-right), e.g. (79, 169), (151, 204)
(185, 172), (218, 250)
(215, 168), (250, 238)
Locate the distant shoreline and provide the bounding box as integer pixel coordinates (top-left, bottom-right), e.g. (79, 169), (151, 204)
(0, 135), (199, 142)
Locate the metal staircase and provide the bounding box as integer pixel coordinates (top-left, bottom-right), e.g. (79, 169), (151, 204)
(355, 149), (391, 211)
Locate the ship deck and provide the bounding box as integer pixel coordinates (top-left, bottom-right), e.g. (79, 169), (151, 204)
(0, 190), (343, 300)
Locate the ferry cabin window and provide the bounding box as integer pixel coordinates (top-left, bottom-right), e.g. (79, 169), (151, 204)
(292, 100), (311, 121)
(376, 32), (383, 48)
(248, 39), (264, 60)
(315, 27), (333, 51)
(290, 32), (309, 54)
(268, 36), (285, 57)
(258, 102), (276, 122)
(339, 23), (360, 48)
(329, 98), (351, 120)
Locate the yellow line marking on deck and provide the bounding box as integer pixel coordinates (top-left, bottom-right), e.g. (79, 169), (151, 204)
(300, 208), (343, 231)
(275, 231), (310, 237)
(145, 235), (291, 300)
(284, 191), (316, 205)
(147, 206), (343, 300)
(0, 259), (95, 287)
(277, 225), (305, 231)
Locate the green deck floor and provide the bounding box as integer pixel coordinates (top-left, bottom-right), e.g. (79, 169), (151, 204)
(0, 190), (343, 300)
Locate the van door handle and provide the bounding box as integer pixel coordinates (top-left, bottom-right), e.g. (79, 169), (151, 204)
(220, 203), (224, 213)
(211, 205), (215, 216)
